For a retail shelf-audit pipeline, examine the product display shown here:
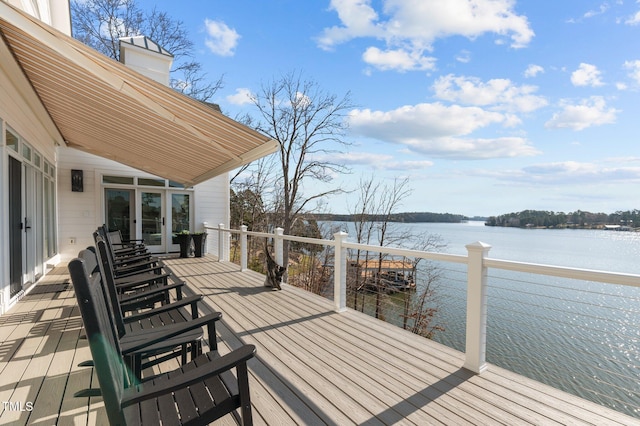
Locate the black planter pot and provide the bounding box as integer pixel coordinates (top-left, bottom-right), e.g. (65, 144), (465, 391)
(192, 233), (207, 257)
(176, 234), (193, 258)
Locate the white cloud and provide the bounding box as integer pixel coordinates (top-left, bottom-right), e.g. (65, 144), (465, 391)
(623, 60), (640, 85)
(571, 63), (604, 87)
(456, 50), (471, 63)
(545, 96), (619, 131)
(362, 47), (436, 72)
(226, 88), (253, 105)
(316, 0), (381, 49)
(328, 152), (434, 170)
(584, 3), (609, 19)
(204, 19), (240, 56)
(432, 74), (548, 113)
(519, 161), (640, 184)
(318, 0), (534, 71)
(625, 11), (640, 25)
(472, 159), (640, 186)
(348, 103), (540, 159)
(524, 64), (544, 78)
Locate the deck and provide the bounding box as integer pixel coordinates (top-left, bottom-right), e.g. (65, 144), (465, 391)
(0, 256), (637, 425)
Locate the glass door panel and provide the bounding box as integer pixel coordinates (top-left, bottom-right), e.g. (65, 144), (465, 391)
(23, 164), (37, 286)
(8, 156), (23, 298)
(141, 191), (164, 250)
(170, 193), (191, 251)
(105, 189), (135, 241)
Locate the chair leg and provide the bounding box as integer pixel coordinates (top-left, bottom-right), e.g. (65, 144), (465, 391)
(182, 343), (188, 365)
(237, 363), (253, 426)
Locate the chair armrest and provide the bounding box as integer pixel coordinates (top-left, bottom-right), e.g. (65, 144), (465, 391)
(120, 312), (223, 354)
(118, 282), (184, 305)
(120, 345), (256, 407)
(113, 254), (155, 266)
(114, 260), (160, 275)
(115, 273), (171, 291)
(122, 295), (203, 322)
(113, 265), (165, 279)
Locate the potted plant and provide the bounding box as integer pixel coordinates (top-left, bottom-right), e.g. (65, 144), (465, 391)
(175, 230), (192, 258)
(191, 231), (207, 257)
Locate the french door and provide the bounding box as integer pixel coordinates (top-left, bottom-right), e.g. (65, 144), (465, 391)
(7, 157), (42, 296)
(105, 188), (136, 242)
(140, 191), (165, 252)
(105, 188), (192, 253)
(8, 156), (22, 297)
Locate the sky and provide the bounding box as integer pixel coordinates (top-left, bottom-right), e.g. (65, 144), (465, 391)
(135, 0), (640, 217)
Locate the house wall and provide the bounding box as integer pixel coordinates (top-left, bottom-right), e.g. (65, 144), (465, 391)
(194, 171), (231, 256)
(57, 146), (230, 262)
(5, 0), (71, 35)
(0, 42), (62, 313)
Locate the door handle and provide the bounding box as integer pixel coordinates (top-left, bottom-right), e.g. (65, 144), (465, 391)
(162, 217), (165, 226)
(24, 217), (31, 231)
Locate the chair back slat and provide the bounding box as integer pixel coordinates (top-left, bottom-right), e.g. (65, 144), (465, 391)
(93, 236), (128, 337)
(109, 230), (124, 246)
(68, 257), (128, 425)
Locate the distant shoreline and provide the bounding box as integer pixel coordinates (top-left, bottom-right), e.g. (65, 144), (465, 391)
(308, 212), (474, 223)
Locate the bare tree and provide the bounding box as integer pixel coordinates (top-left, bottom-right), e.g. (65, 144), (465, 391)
(71, 0), (222, 101)
(249, 71), (354, 270)
(348, 176), (380, 310)
(345, 175), (445, 338)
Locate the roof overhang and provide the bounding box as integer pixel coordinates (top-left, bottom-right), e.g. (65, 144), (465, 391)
(0, 2), (278, 186)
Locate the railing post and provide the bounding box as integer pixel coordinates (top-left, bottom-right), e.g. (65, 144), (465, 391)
(333, 231), (348, 312)
(218, 223), (225, 262)
(240, 225), (248, 271)
(464, 241), (491, 374)
(274, 227), (284, 266)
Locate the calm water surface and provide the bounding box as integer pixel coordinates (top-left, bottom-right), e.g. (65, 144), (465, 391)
(336, 221), (640, 418)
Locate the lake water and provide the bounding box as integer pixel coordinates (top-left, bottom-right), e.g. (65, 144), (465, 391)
(332, 221), (640, 418)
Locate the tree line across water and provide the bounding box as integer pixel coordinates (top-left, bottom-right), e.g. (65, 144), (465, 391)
(485, 209), (640, 229)
(309, 212), (468, 223)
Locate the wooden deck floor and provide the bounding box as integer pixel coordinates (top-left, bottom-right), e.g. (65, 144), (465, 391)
(0, 257), (638, 425)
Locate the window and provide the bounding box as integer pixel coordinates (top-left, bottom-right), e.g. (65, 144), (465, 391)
(6, 128), (18, 152)
(103, 175), (134, 185)
(22, 143), (32, 161)
(138, 177), (165, 187)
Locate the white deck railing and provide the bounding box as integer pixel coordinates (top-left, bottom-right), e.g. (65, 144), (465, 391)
(206, 224), (640, 417)
(206, 224), (640, 373)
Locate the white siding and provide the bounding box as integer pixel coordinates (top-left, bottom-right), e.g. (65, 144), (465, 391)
(56, 147), (101, 260)
(194, 174), (230, 257)
(4, 0), (71, 35)
(57, 146), (230, 261)
(0, 48), (61, 313)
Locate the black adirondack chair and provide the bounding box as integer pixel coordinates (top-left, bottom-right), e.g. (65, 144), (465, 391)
(80, 243), (220, 377)
(69, 257), (256, 425)
(84, 243), (180, 312)
(98, 227), (160, 274)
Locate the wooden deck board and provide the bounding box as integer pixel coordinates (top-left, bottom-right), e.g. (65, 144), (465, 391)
(164, 257), (639, 426)
(0, 259), (638, 425)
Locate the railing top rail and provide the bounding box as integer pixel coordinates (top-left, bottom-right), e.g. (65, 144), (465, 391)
(342, 241), (468, 264)
(210, 224), (640, 287)
(485, 257), (640, 288)
(206, 225), (237, 233)
(207, 225), (335, 246)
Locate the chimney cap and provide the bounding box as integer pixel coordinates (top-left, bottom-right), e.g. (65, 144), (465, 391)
(119, 35), (173, 58)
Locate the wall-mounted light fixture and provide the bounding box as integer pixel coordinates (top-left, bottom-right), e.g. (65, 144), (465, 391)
(71, 169), (83, 192)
